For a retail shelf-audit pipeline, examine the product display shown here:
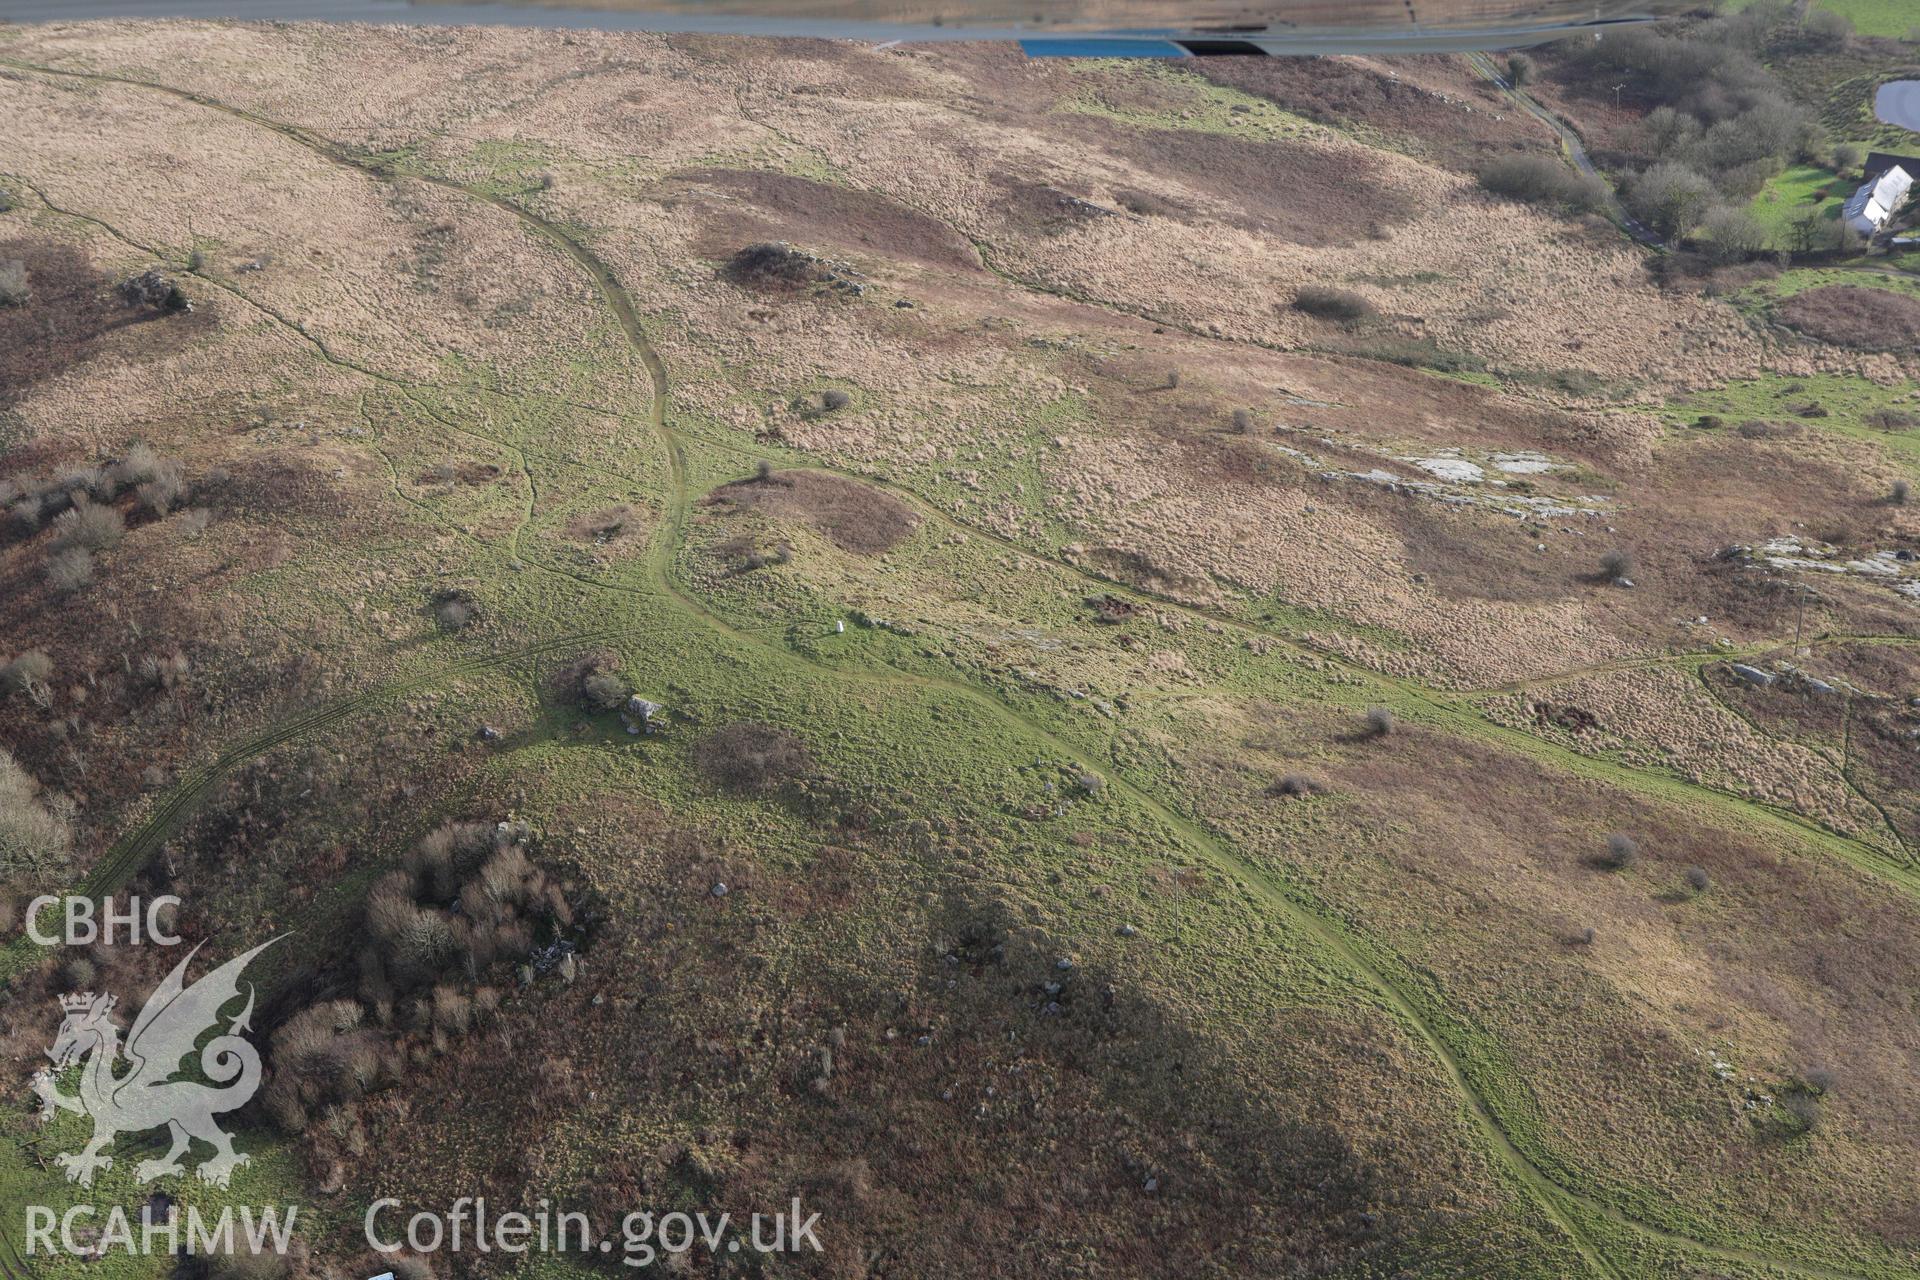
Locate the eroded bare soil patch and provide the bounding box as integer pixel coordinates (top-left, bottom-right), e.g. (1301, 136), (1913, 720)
(711, 469), (919, 554)
(677, 169), (982, 273)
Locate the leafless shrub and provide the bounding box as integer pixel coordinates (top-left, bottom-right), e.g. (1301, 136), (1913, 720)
(51, 499), (124, 551)
(394, 911), (459, 979)
(1477, 155), (1608, 214)
(557, 649), (623, 708)
(1699, 205), (1769, 264)
(1601, 832), (1639, 870)
(0, 748), (72, 878)
(139, 473), (186, 517)
(820, 388), (851, 411)
(408, 821), (497, 899)
(1801, 7), (1851, 48)
(44, 547), (94, 593)
(273, 1001), (363, 1075)
(1268, 773), (1326, 798)
(113, 443), (164, 488)
(10, 494), (44, 534)
(581, 671), (628, 711)
(259, 1078), (308, 1133)
(431, 985), (473, 1034)
(1626, 162), (1715, 240)
(1780, 1089), (1822, 1134)
(1, 650), (53, 699)
(1292, 287), (1376, 323)
(1600, 548), (1634, 582)
(58, 466), (111, 501)
(1893, 480), (1911, 507)
(138, 651), (191, 690)
(1685, 865), (1710, 892)
(478, 846), (535, 909)
(366, 872), (424, 943)
(1363, 707), (1394, 738)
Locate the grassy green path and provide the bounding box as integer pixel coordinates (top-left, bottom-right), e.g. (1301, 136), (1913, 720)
(2, 56), (1917, 1280)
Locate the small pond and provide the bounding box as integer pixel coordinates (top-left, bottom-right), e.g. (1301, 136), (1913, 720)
(1876, 81), (1920, 132)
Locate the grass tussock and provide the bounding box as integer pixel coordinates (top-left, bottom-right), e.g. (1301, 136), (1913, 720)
(1291, 286), (1377, 324)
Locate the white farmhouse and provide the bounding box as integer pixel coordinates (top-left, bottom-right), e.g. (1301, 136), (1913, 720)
(1843, 165), (1913, 237)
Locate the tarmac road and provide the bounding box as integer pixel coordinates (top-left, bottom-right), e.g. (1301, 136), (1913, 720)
(1464, 49), (1662, 245)
(0, 0), (979, 39)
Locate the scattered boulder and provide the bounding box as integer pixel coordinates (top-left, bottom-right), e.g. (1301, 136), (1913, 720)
(622, 695), (665, 735)
(118, 268), (192, 313)
(723, 242), (863, 296)
(1730, 663), (1775, 688)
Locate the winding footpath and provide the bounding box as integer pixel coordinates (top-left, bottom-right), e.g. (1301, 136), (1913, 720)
(1462, 50), (1661, 245)
(1, 55), (1915, 1280)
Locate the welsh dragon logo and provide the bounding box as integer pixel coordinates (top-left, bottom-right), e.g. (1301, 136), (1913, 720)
(31, 938), (279, 1188)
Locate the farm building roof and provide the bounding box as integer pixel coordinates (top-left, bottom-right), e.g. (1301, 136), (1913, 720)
(1844, 165), (1913, 232)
